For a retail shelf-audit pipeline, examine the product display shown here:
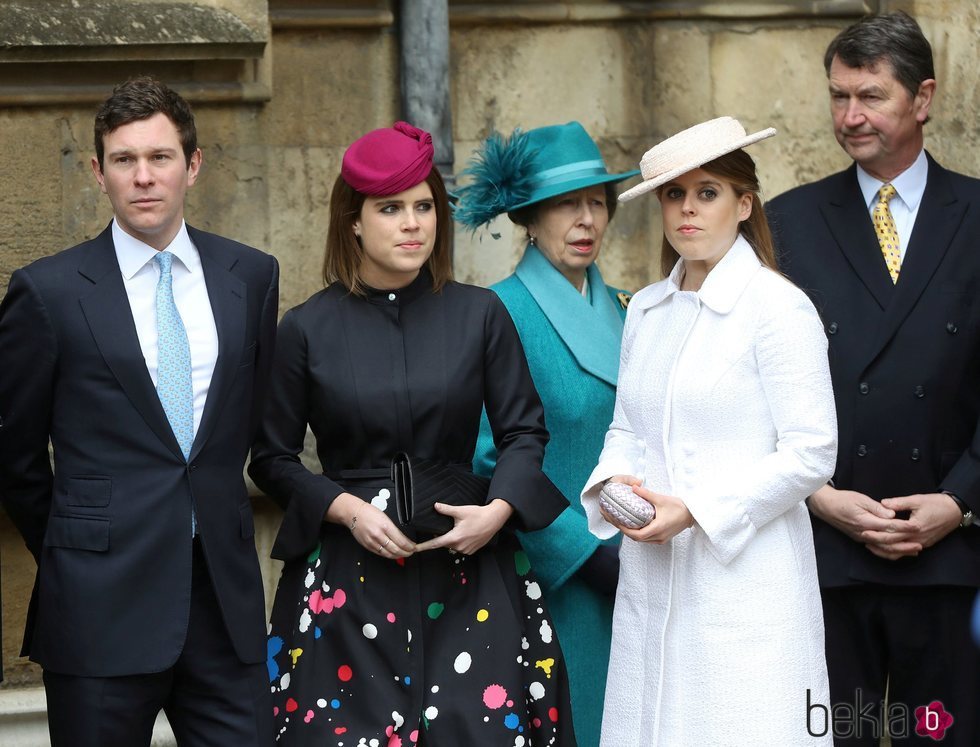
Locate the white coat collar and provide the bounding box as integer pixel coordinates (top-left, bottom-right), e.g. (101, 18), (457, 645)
(631, 234), (762, 313)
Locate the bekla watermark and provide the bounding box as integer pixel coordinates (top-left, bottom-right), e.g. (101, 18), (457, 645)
(806, 689), (955, 741)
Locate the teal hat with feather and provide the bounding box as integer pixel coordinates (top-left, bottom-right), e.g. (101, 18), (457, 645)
(454, 121), (640, 230)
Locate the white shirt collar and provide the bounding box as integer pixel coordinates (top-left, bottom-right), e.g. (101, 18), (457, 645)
(856, 149), (928, 213)
(632, 234), (762, 313)
(112, 220), (199, 280)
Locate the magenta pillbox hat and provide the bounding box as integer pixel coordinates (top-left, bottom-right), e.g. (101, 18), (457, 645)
(341, 121), (435, 196)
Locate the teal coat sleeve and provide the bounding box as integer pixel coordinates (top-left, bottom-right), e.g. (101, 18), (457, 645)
(473, 274), (625, 593)
(475, 411), (600, 592)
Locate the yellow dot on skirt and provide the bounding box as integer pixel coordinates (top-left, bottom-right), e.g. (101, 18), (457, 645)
(476, 609), (490, 622)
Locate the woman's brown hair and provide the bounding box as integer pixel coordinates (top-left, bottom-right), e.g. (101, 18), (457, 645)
(656, 149), (778, 279)
(322, 167), (454, 295)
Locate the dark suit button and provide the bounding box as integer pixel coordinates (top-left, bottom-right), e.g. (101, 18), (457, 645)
(859, 382), (870, 395)
(190, 464), (198, 471)
(947, 322), (958, 334)
(914, 385), (925, 398)
(857, 444), (868, 457)
(911, 448), (921, 461)
(827, 322), (838, 335)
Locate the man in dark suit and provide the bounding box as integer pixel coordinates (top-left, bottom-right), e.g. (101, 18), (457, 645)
(768, 12), (978, 746)
(0, 77), (277, 746)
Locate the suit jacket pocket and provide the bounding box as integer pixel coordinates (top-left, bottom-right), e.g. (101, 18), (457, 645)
(66, 476), (111, 507)
(239, 341), (257, 368)
(240, 503), (255, 539)
(45, 515), (110, 552)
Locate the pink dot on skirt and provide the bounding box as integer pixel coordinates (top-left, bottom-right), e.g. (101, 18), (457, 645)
(483, 683), (508, 709)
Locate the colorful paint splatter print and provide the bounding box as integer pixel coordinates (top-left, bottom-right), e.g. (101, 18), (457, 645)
(267, 486), (574, 745)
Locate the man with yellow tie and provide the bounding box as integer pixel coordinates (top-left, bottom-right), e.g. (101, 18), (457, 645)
(768, 11), (979, 746)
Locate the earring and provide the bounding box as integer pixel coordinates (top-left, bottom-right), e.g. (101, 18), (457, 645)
(528, 235), (537, 247)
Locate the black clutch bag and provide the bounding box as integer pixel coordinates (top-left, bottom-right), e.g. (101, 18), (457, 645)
(390, 452), (492, 536)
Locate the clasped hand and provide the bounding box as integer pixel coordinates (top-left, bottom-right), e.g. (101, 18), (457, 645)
(415, 499), (514, 555)
(807, 485), (962, 560)
(328, 492), (415, 558)
(328, 492), (513, 558)
(600, 475), (694, 544)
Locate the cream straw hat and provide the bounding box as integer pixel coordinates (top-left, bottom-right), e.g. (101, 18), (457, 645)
(618, 116), (776, 203)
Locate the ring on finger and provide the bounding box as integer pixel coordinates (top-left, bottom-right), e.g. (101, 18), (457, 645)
(378, 543), (386, 553)
(382, 537), (391, 550)
(448, 548), (458, 555)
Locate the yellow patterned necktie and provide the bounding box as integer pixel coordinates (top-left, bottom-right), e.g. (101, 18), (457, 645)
(873, 183), (901, 283)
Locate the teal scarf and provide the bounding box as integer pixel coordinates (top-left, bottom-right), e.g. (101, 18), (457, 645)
(514, 244), (624, 386)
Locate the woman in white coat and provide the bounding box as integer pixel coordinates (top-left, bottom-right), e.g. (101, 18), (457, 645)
(582, 117), (837, 746)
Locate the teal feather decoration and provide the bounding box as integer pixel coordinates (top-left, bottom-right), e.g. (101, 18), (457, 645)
(455, 129), (537, 230)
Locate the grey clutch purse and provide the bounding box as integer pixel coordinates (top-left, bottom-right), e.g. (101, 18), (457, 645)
(599, 481), (655, 529)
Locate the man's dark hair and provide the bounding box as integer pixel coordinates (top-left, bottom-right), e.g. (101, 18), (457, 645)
(94, 76), (197, 169)
(824, 11), (935, 100)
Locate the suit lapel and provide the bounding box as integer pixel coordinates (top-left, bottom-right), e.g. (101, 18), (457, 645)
(190, 228), (246, 460)
(77, 226), (185, 460)
(867, 156), (966, 363)
(819, 166), (895, 311)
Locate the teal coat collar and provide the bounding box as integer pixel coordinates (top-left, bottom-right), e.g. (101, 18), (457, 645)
(514, 244), (624, 386)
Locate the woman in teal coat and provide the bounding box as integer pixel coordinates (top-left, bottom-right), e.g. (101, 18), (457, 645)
(456, 122), (638, 746)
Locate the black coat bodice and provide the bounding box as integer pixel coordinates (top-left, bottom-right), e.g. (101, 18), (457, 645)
(249, 271), (567, 560)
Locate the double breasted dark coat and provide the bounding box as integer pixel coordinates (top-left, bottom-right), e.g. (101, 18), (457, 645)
(767, 154), (980, 588)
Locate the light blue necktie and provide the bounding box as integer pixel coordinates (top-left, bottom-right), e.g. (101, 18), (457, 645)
(154, 251), (194, 460)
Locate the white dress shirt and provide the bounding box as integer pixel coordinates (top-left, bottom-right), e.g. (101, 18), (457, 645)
(857, 148), (928, 263)
(112, 220), (218, 441)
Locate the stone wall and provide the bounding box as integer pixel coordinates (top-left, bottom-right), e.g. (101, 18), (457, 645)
(2, 0), (979, 708)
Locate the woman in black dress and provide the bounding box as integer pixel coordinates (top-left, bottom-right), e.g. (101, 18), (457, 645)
(249, 122), (576, 746)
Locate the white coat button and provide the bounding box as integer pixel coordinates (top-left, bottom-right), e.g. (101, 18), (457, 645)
(388, 293), (396, 301)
